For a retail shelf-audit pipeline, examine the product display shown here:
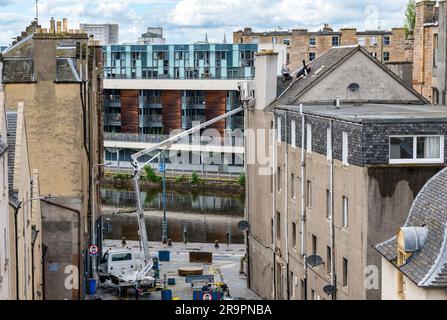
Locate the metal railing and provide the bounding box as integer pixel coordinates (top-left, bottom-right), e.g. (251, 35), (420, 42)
(104, 113), (122, 124)
(140, 114), (163, 126)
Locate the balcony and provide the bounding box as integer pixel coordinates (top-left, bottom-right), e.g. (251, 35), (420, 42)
(104, 113), (122, 125)
(140, 96), (162, 108)
(140, 114), (163, 127)
(182, 96), (206, 109)
(104, 95), (121, 108)
(182, 115), (206, 129)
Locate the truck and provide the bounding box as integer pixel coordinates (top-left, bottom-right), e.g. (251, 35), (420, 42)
(98, 248), (157, 296)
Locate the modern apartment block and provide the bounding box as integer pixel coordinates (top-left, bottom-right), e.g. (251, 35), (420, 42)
(102, 43), (257, 172)
(246, 46), (440, 301)
(412, 0), (447, 104)
(80, 23), (119, 45)
(1, 19), (103, 300)
(234, 24), (413, 75)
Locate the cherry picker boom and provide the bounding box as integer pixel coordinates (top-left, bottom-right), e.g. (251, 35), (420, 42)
(129, 88), (251, 282)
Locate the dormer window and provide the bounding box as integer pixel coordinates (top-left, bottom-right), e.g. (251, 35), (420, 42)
(389, 135), (444, 164)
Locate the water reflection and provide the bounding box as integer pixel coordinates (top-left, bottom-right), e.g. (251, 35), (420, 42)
(101, 188), (245, 244)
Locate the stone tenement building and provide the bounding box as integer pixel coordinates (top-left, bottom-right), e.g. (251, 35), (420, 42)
(246, 46), (439, 301)
(412, 0), (447, 104)
(0, 19), (103, 300)
(233, 24), (413, 73)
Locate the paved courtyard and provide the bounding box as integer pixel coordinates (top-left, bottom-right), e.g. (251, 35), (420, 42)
(92, 240), (260, 300)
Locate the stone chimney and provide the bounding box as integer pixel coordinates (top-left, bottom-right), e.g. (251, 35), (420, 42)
(57, 20), (62, 33)
(436, 0), (447, 103)
(50, 17), (55, 33)
(322, 23), (333, 32)
(62, 18), (68, 32)
(255, 50), (278, 110)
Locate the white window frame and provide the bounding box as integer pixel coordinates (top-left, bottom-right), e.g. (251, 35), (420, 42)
(342, 131), (349, 166)
(342, 196), (349, 228)
(291, 120), (296, 149)
(306, 124), (312, 154)
(277, 117), (282, 143)
(327, 127), (332, 160)
(389, 135), (445, 164)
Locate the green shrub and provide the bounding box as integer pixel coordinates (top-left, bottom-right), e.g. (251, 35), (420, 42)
(176, 175), (187, 183)
(190, 172), (200, 185)
(112, 172), (131, 181)
(144, 165), (161, 182)
(238, 173), (246, 187)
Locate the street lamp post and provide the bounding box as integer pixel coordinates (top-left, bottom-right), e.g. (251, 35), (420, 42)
(91, 162), (112, 279)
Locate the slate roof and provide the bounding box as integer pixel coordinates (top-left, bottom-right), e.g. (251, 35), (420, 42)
(2, 59), (34, 83)
(271, 45), (427, 110)
(56, 58), (81, 82)
(0, 140), (7, 157)
(6, 112), (17, 193)
(376, 168), (447, 288)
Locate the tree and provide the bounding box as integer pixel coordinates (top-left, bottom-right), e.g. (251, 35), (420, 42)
(144, 165), (161, 182)
(404, 0), (416, 36)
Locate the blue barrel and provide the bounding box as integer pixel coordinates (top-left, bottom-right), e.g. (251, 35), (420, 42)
(88, 278), (97, 295)
(159, 250), (170, 262)
(161, 289), (172, 300)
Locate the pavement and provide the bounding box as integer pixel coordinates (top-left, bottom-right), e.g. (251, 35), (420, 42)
(92, 240), (260, 301)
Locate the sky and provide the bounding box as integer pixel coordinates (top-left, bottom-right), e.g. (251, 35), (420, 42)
(0, 0), (410, 45)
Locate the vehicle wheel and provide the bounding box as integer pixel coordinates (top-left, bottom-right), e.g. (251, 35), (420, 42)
(99, 276), (107, 283)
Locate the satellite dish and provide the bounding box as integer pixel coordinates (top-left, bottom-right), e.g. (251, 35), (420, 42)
(323, 285), (336, 296)
(306, 255), (324, 267)
(237, 220), (250, 231)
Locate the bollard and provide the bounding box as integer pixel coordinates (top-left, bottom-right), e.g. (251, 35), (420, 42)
(226, 233), (230, 246)
(184, 230), (188, 244)
(121, 237), (127, 247)
(214, 240), (219, 248)
(168, 239), (173, 247)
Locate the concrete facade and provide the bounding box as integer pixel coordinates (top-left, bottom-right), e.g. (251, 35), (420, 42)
(0, 19), (103, 300)
(80, 23), (119, 45)
(246, 47), (441, 300)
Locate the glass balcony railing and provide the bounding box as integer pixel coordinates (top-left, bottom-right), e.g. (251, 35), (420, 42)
(182, 115), (206, 129)
(140, 96), (162, 107)
(182, 96), (206, 108)
(140, 114), (163, 127)
(104, 113), (122, 124)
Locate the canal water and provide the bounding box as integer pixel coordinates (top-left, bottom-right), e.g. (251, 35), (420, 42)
(100, 187), (245, 244)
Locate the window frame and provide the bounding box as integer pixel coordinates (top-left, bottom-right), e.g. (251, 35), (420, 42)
(342, 196), (349, 228)
(342, 131), (349, 166)
(291, 120), (296, 149)
(389, 135), (444, 164)
(331, 36), (340, 47)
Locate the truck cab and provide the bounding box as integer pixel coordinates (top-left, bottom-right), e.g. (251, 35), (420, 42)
(98, 249), (140, 283)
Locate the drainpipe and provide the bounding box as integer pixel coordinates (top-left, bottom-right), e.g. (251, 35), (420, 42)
(243, 99), (250, 289)
(328, 120), (336, 300)
(272, 114), (277, 300)
(11, 202), (22, 300)
(41, 200), (82, 300)
(300, 104), (307, 300)
(284, 112), (290, 300)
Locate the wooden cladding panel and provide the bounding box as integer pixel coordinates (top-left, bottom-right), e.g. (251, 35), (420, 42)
(121, 90), (139, 134)
(162, 90), (182, 134)
(205, 91), (226, 136)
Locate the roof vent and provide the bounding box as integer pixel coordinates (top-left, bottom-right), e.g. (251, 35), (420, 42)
(398, 227), (429, 252)
(348, 83), (360, 92)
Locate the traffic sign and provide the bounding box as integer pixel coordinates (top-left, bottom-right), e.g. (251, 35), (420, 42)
(159, 163), (166, 173)
(89, 245), (99, 256)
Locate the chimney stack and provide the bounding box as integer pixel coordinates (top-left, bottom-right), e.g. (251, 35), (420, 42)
(62, 18), (68, 32)
(254, 50), (279, 110)
(437, 0), (447, 104)
(57, 20), (62, 33)
(50, 17), (55, 33)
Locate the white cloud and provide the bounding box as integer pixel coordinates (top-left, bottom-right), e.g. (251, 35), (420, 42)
(0, 0), (409, 45)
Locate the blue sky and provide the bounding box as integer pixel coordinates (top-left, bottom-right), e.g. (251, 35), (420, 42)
(0, 0), (410, 45)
